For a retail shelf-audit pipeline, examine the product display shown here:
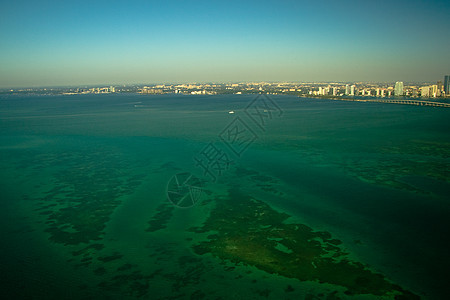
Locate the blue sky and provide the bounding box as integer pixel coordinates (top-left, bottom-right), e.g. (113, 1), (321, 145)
(1, 0), (449, 87)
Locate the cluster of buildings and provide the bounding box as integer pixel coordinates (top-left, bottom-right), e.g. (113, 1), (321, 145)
(308, 77), (449, 98)
(78, 78), (450, 98)
(4, 76), (449, 99)
(82, 86), (115, 94)
(393, 77), (449, 98)
(138, 78), (450, 99)
(61, 86), (116, 95)
(140, 84), (218, 95)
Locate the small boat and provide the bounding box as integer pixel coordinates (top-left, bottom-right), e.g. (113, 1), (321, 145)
(228, 111), (235, 114)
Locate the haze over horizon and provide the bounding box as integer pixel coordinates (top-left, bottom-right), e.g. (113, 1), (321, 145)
(1, 0), (449, 88)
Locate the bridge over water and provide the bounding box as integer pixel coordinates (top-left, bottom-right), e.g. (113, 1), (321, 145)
(336, 98), (450, 108)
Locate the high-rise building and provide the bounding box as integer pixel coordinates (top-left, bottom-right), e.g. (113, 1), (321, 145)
(444, 75), (450, 94)
(345, 84), (350, 95)
(431, 85), (438, 97)
(394, 81), (404, 96)
(350, 85), (355, 96)
(421, 86), (430, 98)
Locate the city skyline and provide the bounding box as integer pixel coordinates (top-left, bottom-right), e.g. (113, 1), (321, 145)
(1, 0), (449, 88)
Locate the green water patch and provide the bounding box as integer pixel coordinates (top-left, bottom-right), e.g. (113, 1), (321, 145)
(340, 140), (450, 193)
(71, 243), (104, 256)
(190, 188), (419, 299)
(305, 291), (341, 300)
(93, 253), (212, 299)
(97, 269), (156, 298)
(93, 266), (107, 276)
(234, 166), (284, 196)
(14, 142), (153, 294)
(117, 263), (137, 272)
(45, 197), (121, 245)
(145, 202), (175, 232)
(151, 161), (182, 173)
(28, 147), (144, 246)
(98, 252), (123, 263)
(340, 157), (448, 193)
(380, 140), (450, 158)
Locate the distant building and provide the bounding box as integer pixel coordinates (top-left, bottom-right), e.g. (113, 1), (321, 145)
(394, 81), (404, 96)
(431, 85), (438, 97)
(140, 88), (163, 94)
(421, 86), (430, 97)
(350, 85), (355, 96)
(345, 84), (350, 95)
(444, 75), (450, 94)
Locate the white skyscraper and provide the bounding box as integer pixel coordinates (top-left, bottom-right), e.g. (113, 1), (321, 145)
(431, 85), (438, 97)
(394, 81), (404, 96)
(345, 84), (350, 95)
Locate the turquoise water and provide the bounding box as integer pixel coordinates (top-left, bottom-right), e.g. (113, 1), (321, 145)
(0, 94), (449, 299)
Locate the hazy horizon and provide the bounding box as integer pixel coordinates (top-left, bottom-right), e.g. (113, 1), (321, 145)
(2, 80), (446, 90)
(1, 0), (449, 88)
